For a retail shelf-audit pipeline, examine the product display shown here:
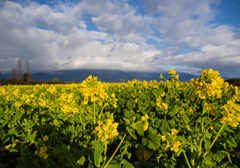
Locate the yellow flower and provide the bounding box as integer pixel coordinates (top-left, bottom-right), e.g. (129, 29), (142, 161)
(35, 150), (39, 155)
(43, 135), (49, 141)
(189, 109), (194, 115)
(106, 119), (113, 126)
(171, 141), (181, 152)
(103, 124), (109, 131)
(162, 102), (168, 110)
(97, 120), (103, 126)
(15, 102), (21, 108)
(168, 69), (176, 75)
(40, 146), (47, 153)
(112, 122), (119, 129)
(161, 136), (166, 142)
(143, 122), (149, 131)
(43, 153), (48, 159)
(171, 129), (179, 135)
(141, 114), (149, 121)
(159, 74), (164, 79)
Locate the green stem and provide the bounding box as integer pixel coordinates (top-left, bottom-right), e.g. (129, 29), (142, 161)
(66, 157), (77, 168)
(227, 154), (232, 164)
(31, 157), (41, 168)
(76, 114), (86, 130)
(223, 142), (232, 164)
(102, 141), (108, 166)
(201, 100), (206, 132)
(103, 134), (127, 168)
(99, 101), (109, 120)
(183, 151), (192, 168)
(190, 146), (195, 167)
(93, 101), (96, 124)
(203, 123), (226, 157)
(198, 138), (203, 157)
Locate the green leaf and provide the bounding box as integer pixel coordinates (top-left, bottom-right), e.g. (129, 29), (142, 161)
(27, 130), (37, 143)
(10, 148), (18, 153)
(142, 129), (160, 150)
(94, 141), (104, 167)
(165, 93), (171, 103)
(124, 110), (134, 119)
(16, 147), (40, 168)
(132, 121), (144, 136)
(126, 126), (137, 140)
(160, 119), (171, 136)
(72, 148), (86, 166)
(8, 127), (16, 135)
(123, 118), (131, 125)
(168, 110), (176, 117)
(25, 120), (34, 129)
(153, 118), (161, 128)
(121, 159), (134, 168)
(77, 156), (85, 166)
(204, 138), (211, 154)
(136, 160), (156, 168)
(167, 120), (175, 128)
(226, 135), (237, 148)
(15, 111), (23, 120)
(205, 130), (212, 139)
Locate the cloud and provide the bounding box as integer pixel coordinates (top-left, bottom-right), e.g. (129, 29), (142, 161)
(172, 44), (240, 77)
(0, 0), (239, 79)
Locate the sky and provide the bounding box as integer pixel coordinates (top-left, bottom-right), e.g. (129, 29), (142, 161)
(0, 0), (240, 78)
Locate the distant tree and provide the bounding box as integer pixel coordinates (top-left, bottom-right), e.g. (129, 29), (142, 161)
(68, 81), (79, 84)
(52, 78), (60, 83)
(26, 60), (31, 82)
(2, 79), (24, 85)
(16, 59), (22, 81)
(10, 68), (18, 80)
(22, 72), (31, 83)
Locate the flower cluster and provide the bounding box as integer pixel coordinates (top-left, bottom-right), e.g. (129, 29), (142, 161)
(161, 129), (181, 152)
(190, 69), (225, 99)
(141, 114), (149, 131)
(168, 69), (179, 81)
(79, 75), (108, 105)
(47, 86), (58, 95)
(34, 136), (49, 159)
(206, 103), (218, 116)
(58, 92), (79, 116)
(159, 69), (179, 82)
(109, 93), (118, 108)
(220, 99), (240, 127)
(156, 96), (168, 111)
(92, 113), (119, 141)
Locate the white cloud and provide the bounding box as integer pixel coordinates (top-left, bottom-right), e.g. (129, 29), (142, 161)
(0, 0), (239, 79)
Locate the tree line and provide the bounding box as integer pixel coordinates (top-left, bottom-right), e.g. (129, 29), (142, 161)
(1, 59), (72, 85)
(10, 59), (31, 82)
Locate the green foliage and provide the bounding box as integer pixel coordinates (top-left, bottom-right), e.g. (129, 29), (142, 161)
(0, 71), (240, 168)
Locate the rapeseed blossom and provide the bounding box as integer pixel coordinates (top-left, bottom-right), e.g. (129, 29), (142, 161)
(141, 114), (149, 131)
(80, 75), (108, 105)
(92, 113), (119, 141)
(220, 99), (240, 127)
(34, 138), (48, 159)
(156, 96), (168, 111)
(190, 69), (224, 99)
(161, 129), (181, 153)
(206, 103), (218, 116)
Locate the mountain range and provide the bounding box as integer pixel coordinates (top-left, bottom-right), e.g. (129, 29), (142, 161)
(0, 69), (231, 83)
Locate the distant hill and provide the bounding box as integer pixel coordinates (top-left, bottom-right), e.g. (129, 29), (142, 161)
(0, 69), (232, 83)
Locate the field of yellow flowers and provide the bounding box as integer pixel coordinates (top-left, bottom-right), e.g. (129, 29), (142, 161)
(0, 69), (240, 168)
